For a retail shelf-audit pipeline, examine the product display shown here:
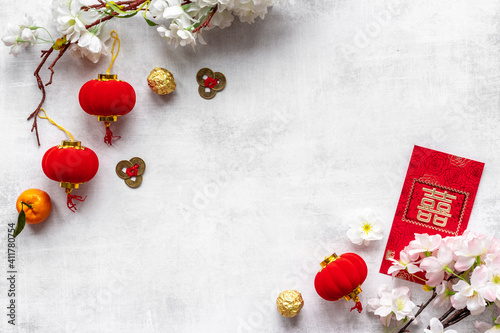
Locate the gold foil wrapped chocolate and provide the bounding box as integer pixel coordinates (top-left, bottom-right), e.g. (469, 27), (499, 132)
(276, 290), (304, 317)
(147, 67), (176, 95)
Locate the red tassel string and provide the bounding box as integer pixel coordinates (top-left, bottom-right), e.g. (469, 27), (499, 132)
(126, 164), (139, 177)
(104, 121), (121, 145)
(204, 76), (219, 89)
(350, 301), (363, 313)
(66, 189), (87, 213)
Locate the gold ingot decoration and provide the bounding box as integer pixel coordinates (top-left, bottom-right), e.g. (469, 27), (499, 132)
(276, 290), (304, 318)
(147, 67), (176, 95)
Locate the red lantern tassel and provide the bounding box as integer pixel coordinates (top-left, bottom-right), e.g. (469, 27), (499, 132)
(104, 122), (121, 146)
(350, 300), (363, 313)
(66, 189), (87, 212)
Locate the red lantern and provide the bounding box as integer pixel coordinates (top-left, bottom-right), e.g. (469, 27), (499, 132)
(42, 140), (99, 212)
(314, 252), (368, 313)
(79, 74), (136, 145)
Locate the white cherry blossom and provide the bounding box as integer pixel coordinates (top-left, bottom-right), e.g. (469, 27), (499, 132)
(433, 280), (454, 308)
(346, 213), (383, 246)
(451, 266), (495, 315)
(54, 0), (98, 43)
(476, 316), (500, 333)
(367, 284), (416, 327)
(2, 15), (38, 56)
(388, 250), (422, 277)
(407, 233), (442, 258)
(454, 232), (496, 272)
(158, 23), (196, 48)
(424, 317), (458, 333)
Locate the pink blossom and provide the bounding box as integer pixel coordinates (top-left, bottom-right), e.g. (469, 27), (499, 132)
(454, 233), (495, 272)
(451, 266), (495, 315)
(367, 284), (416, 327)
(432, 280), (455, 308)
(475, 316), (500, 333)
(420, 245), (454, 287)
(388, 250), (422, 277)
(424, 317), (458, 333)
(485, 264), (500, 302)
(408, 233), (442, 258)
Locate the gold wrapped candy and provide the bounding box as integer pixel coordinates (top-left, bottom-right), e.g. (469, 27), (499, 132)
(147, 67), (176, 95)
(276, 290), (304, 317)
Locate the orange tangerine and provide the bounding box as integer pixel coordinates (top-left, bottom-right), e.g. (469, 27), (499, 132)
(16, 189), (52, 224)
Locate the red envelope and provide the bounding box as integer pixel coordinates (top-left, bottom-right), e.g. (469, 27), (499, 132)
(380, 146), (484, 283)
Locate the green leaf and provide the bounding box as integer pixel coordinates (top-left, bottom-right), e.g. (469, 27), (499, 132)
(14, 208), (26, 238)
(106, 1), (129, 15)
(144, 17), (158, 26)
(116, 12), (139, 19)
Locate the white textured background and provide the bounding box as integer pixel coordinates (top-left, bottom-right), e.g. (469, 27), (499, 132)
(1, 0), (500, 332)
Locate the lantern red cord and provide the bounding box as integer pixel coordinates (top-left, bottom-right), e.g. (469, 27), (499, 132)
(79, 74), (136, 145)
(42, 140), (99, 212)
(314, 252), (368, 313)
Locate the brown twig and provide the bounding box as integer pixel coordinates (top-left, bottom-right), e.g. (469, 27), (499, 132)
(442, 308), (471, 328)
(84, 0), (143, 11)
(28, 0), (149, 145)
(438, 306), (456, 322)
(28, 47), (54, 145)
(85, 0), (148, 28)
(397, 289), (437, 333)
(85, 15), (115, 29)
(46, 44), (70, 86)
(425, 306), (457, 330)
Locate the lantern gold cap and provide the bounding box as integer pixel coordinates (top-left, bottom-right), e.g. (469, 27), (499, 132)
(320, 253), (339, 269)
(98, 74), (117, 81)
(60, 182), (80, 189)
(60, 140), (81, 148)
(343, 286), (362, 302)
(98, 116), (118, 122)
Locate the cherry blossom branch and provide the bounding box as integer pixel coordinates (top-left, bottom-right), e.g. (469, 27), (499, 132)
(28, 47), (54, 146)
(85, 15), (115, 29)
(85, 0), (149, 28)
(84, 0), (148, 11)
(46, 44), (70, 86)
(442, 308), (471, 328)
(28, 0), (150, 145)
(397, 289), (437, 333)
(438, 306), (456, 322)
(192, 4), (218, 34)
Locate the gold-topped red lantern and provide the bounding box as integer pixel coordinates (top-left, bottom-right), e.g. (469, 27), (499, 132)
(42, 140), (99, 212)
(79, 73), (136, 145)
(314, 252), (368, 313)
